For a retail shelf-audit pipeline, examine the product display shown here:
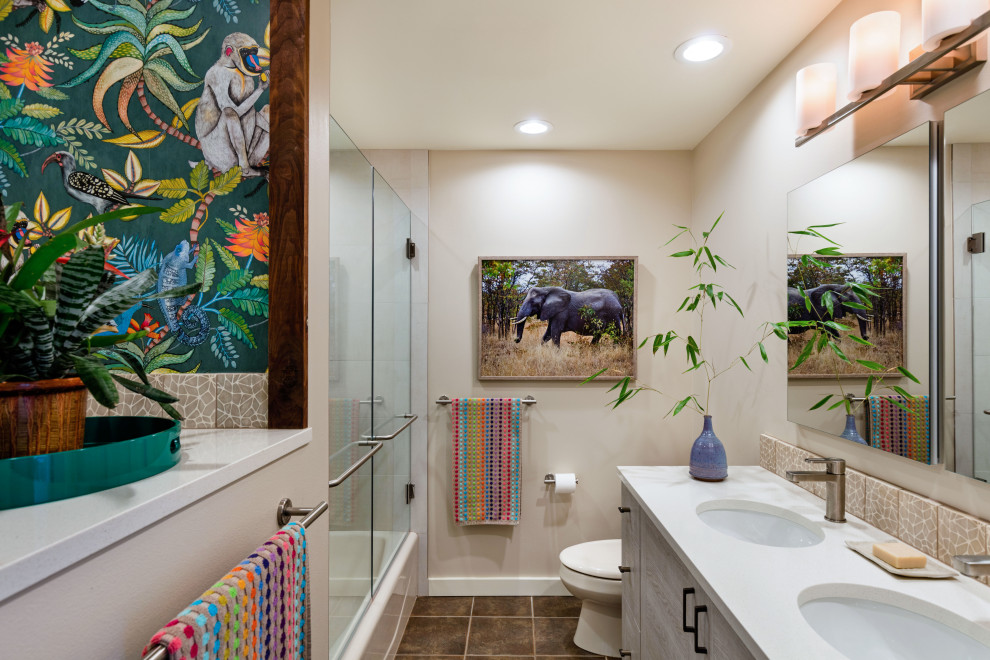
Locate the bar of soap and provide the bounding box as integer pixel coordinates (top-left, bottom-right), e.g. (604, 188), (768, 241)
(872, 542), (927, 569)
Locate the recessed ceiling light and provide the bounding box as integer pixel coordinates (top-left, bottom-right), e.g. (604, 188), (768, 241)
(674, 35), (731, 63)
(514, 119), (553, 135)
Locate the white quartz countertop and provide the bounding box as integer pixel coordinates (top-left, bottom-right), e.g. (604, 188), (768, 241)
(618, 466), (990, 660)
(0, 427), (310, 604)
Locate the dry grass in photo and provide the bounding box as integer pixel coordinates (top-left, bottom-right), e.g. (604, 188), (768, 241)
(787, 326), (904, 377)
(480, 321), (635, 379)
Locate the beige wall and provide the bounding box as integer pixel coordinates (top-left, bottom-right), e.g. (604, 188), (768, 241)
(427, 150), (703, 590)
(692, 0), (990, 519)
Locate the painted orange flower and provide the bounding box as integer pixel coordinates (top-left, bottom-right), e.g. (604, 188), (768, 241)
(0, 43), (54, 91)
(129, 313), (165, 341)
(227, 212), (269, 262)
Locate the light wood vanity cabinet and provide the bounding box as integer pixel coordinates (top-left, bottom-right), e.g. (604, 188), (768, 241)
(620, 484), (756, 659)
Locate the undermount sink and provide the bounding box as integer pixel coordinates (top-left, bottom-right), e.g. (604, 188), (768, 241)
(799, 584), (990, 659)
(696, 499), (824, 548)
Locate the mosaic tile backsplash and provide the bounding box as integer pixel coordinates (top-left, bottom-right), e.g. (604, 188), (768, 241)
(760, 434), (990, 585)
(87, 373), (267, 429)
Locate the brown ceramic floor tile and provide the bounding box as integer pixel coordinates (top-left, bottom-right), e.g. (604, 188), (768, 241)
(534, 618), (597, 656)
(535, 657), (606, 659)
(467, 657), (535, 659)
(411, 596), (474, 616)
(467, 616), (535, 655)
(533, 595), (582, 617)
(396, 657), (464, 659)
(473, 595), (533, 617)
(396, 616), (470, 655)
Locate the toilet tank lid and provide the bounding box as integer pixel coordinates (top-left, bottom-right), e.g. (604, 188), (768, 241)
(560, 539), (622, 579)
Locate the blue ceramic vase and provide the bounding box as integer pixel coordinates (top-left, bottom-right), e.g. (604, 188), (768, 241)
(839, 413), (867, 445)
(689, 415), (728, 481)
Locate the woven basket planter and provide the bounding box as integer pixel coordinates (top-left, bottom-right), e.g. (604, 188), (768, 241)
(0, 378), (88, 459)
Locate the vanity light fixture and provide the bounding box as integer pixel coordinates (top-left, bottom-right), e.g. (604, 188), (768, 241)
(923, 0), (990, 51)
(796, 63), (837, 136)
(848, 11), (901, 101)
(514, 119), (552, 135)
(673, 35), (731, 63)
(796, 8), (990, 146)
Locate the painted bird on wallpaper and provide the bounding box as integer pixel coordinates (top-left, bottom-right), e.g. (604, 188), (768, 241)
(41, 151), (159, 215)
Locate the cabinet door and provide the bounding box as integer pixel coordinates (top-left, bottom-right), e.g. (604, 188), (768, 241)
(620, 487), (640, 658)
(641, 520), (695, 659)
(707, 601), (756, 660)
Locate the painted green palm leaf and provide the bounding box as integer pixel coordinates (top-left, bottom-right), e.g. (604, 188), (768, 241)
(2, 117), (63, 148)
(61, 32), (147, 88)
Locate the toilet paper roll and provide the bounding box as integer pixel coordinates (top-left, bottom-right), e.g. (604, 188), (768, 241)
(554, 473), (577, 494)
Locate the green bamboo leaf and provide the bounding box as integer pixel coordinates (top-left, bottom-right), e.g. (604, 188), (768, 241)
(822, 290), (834, 317)
(759, 342), (768, 363)
(664, 228), (689, 246)
(671, 396), (691, 417)
(740, 355), (751, 371)
(790, 338), (815, 370)
(891, 386), (915, 399)
(827, 399), (847, 411)
(703, 246), (717, 271)
(864, 375), (875, 398)
(708, 211), (723, 235)
(856, 359), (886, 371)
(809, 394), (833, 410)
(670, 250), (694, 258)
(814, 247), (843, 256)
(897, 366), (921, 384)
(849, 335), (872, 346)
(582, 367), (608, 384)
(828, 340), (848, 362)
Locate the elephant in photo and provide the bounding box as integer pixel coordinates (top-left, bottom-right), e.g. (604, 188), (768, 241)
(787, 283), (870, 339)
(511, 286), (624, 346)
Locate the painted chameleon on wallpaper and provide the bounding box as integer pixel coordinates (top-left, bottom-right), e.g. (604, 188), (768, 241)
(158, 241), (210, 346)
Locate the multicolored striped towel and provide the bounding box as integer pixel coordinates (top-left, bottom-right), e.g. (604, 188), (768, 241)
(452, 398), (522, 525)
(143, 522), (310, 660)
(866, 395), (931, 464)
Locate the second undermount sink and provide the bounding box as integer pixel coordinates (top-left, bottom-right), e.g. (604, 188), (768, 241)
(799, 584), (990, 659)
(696, 499), (824, 548)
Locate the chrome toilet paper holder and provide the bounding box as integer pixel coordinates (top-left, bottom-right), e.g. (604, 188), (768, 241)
(544, 473), (579, 485)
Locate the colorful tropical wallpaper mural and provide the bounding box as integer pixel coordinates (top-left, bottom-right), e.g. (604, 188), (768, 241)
(1, 0), (270, 374)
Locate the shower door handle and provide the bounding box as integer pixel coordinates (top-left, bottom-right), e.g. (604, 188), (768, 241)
(329, 441), (382, 488)
(360, 414), (417, 440)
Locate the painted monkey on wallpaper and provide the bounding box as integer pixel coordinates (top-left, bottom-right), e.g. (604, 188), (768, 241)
(195, 32), (270, 179)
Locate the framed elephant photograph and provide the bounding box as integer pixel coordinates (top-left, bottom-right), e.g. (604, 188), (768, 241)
(478, 257), (638, 380)
(786, 254), (905, 378)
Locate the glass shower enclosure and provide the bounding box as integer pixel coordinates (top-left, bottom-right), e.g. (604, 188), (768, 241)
(327, 118), (413, 657)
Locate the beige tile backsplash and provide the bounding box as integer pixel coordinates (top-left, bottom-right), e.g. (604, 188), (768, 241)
(760, 434), (990, 585)
(86, 373), (266, 429)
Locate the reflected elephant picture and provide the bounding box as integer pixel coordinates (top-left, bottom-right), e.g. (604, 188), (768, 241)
(786, 254), (904, 378)
(480, 257), (637, 380)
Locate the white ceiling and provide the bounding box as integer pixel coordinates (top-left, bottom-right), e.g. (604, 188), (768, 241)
(328, 0), (842, 151)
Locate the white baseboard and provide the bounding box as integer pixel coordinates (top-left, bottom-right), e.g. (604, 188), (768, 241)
(428, 577), (569, 596)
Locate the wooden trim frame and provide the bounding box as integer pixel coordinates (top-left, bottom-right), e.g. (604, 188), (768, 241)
(267, 0), (309, 427)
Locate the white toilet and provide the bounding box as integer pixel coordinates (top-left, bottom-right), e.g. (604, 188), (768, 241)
(558, 539), (623, 657)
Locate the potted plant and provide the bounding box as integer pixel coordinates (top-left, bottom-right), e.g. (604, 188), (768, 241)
(786, 223), (919, 443)
(0, 205), (200, 459)
(586, 213), (784, 481)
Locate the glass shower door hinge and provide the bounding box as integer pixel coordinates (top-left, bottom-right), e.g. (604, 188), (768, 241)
(406, 238), (416, 259)
(406, 483), (415, 504)
(969, 232), (985, 254)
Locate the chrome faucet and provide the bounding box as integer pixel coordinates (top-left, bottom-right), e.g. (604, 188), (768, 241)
(952, 556), (990, 577)
(786, 457), (846, 523)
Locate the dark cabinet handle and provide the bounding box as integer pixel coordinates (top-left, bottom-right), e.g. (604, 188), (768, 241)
(682, 587), (695, 632)
(618, 565), (631, 573)
(618, 506), (631, 513)
(693, 605), (709, 654)
(619, 650), (631, 658)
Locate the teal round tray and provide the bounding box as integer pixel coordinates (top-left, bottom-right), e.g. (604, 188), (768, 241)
(0, 417), (181, 510)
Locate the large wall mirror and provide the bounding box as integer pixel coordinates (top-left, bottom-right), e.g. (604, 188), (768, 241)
(946, 89), (990, 483)
(786, 123), (934, 465)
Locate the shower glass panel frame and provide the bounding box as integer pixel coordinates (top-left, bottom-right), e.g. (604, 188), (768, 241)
(327, 117), (413, 659)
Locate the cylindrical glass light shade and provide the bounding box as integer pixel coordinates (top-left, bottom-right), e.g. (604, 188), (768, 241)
(922, 0), (988, 51)
(796, 63), (837, 136)
(848, 11), (901, 101)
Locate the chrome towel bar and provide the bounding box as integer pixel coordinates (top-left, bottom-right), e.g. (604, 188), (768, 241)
(360, 413), (417, 440)
(436, 395), (537, 405)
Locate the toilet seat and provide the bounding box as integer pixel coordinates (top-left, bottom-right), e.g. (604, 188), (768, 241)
(559, 539), (621, 580)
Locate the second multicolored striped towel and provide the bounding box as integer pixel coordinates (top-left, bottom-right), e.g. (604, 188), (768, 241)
(866, 394), (931, 464)
(451, 398), (522, 525)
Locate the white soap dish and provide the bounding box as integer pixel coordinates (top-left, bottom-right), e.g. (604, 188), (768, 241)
(845, 541), (958, 579)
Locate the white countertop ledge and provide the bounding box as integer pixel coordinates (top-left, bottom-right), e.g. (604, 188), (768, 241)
(618, 465), (990, 660)
(0, 427), (310, 604)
